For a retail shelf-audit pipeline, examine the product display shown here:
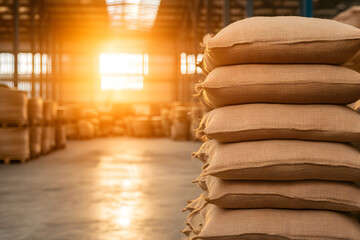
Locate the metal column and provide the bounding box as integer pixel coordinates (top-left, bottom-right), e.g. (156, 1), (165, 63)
(204, 0), (212, 34)
(222, 0), (230, 27)
(59, 39), (62, 104)
(45, 26), (51, 99)
(246, 0), (253, 17)
(13, 0), (19, 88)
(300, 0), (313, 17)
(30, 0), (36, 97)
(52, 33), (56, 101)
(39, 0), (44, 98)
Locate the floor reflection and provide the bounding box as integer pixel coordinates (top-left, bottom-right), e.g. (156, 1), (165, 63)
(98, 155), (144, 238)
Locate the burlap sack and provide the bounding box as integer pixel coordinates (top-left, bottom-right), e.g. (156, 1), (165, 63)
(50, 127), (56, 148)
(203, 176), (360, 212)
(334, 6), (360, 28)
(187, 204), (360, 240)
(198, 104), (360, 143)
(42, 126), (52, 154)
(183, 192), (208, 213)
(66, 123), (78, 139)
(0, 85), (28, 124)
(334, 6), (360, 72)
(131, 117), (152, 137)
(78, 120), (94, 139)
(173, 106), (190, 120)
(81, 108), (98, 119)
(28, 98), (43, 125)
(57, 106), (67, 124)
(43, 101), (57, 124)
(66, 104), (81, 122)
(203, 16), (360, 73)
(56, 125), (66, 147)
(194, 139), (360, 181)
(29, 126), (42, 157)
(197, 64), (360, 108)
(171, 120), (190, 140)
(0, 128), (29, 158)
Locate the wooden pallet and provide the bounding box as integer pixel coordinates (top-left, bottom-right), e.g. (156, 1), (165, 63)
(0, 122), (27, 128)
(55, 144), (66, 150)
(0, 156), (28, 164)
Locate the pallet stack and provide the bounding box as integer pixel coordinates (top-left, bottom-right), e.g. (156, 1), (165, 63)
(65, 104), (81, 139)
(0, 85), (29, 164)
(170, 105), (190, 140)
(42, 100), (57, 154)
(56, 106), (67, 149)
(28, 97), (43, 158)
(184, 17), (360, 239)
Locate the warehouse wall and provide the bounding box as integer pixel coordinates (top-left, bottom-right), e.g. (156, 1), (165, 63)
(0, 34), (178, 104)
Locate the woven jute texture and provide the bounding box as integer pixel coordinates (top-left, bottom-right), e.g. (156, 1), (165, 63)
(198, 104), (360, 143)
(42, 126), (52, 154)
(203, 16), (360, 73)
(197, 64), (360, 108)
(194, 139), (360, 181)
(0, 85), (28, 124)
(28, 98), (43, 124)
(30, 126), (42, 157)
(187, 204), (360, 240)
(0, 128), (29, 159)
(202, 176), (360, 212)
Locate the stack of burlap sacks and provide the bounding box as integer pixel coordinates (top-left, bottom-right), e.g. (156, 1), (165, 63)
(190, 105), (206, 141)
(56, 106), (67, 148)
(78, 108), (98, 139)
(183, 17), (360, 239)
(0, 85), (29, 161)
(65, 104), (81, 139)
(171, 104), (190, 140)
(28, 97), (43, 157)
(161, 108), (171, 137)
(29, 99), (67, 154)
(42, 100), (57, 154)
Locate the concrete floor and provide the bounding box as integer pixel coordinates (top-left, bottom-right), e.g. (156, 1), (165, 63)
(0, 138), (202, 240)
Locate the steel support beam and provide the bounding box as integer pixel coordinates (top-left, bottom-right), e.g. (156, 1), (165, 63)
(39, 1), (44, 98)
(246, 0), (253, 17)
(13, 0), (19, 88)
(45, 25), (50, 99)
(222, 0), (230, 27)
(204, 0), (212, 33)
(52, 33), (56, 101)
(30, 0), (36, 97)
(59, 40), (62, 104)
(300, 0), (313, 17)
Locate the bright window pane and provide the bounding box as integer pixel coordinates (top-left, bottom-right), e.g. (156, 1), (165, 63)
(34, 53), (41, 74)
(101, 75), (143, 90)
(180, 53), (186, 75)
(100, 53), (144, 75)
(187, 54), (196, 74)
(18, 53), (32, 74)
(0, 53), (14, 74)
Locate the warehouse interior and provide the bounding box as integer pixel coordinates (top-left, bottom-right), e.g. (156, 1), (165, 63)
(1, 0), (360, 239)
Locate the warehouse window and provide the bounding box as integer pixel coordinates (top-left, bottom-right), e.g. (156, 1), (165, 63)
(0, 52), (48, 75)
(34, 53), (41, 74)
(180, 53), (187, 74)
(0, 53), (14, 74)
(180, 53), (202, 75)
(187, 55), (196, 74)
(18, 53), (32, 74)
(196, 54), (203, 74)
(99, 53), (148, 90)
